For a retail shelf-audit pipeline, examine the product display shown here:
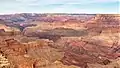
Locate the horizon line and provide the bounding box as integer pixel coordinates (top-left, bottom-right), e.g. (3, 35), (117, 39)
(0, 12), (119, 15)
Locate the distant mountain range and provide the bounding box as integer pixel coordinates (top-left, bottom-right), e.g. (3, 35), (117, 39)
(0, 13), (96, 23)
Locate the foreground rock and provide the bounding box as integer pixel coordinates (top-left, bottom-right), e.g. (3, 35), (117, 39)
(88, 58), (120, 68)
(0, 37), (79, 68)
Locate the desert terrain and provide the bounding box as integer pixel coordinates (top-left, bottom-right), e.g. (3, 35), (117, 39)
(0, 14), (119, 68)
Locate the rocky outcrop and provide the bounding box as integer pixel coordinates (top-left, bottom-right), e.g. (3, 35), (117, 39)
(0, 53), (10, 68)
(0, 24), (21, 36)
(88, 58), (120, 68)
(0, 38), (32, 68)
(0, 37), (79, 68)
(85, 14), (120, 35)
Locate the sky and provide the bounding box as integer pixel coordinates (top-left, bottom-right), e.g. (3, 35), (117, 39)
(0, 0), (119, 14)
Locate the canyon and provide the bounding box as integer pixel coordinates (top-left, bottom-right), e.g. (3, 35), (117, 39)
(0, 14), (119, 68)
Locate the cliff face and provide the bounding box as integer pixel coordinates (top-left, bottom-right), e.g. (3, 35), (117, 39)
(0, 37), (80, 68)
(48, 35), (119, 67)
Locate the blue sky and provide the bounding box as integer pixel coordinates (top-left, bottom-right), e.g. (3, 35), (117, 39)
(0, 0), (119, 14)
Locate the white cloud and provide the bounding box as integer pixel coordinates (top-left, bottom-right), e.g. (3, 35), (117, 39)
(0, 0), (119, 14)
(9, 0), (119, 5)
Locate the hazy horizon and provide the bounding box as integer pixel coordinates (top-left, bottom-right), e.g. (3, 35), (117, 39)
(0, 0), (119, 14)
